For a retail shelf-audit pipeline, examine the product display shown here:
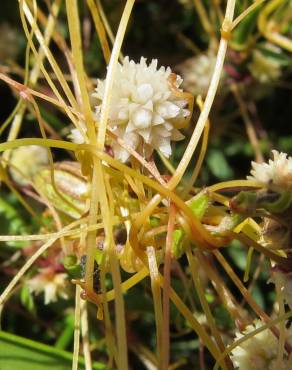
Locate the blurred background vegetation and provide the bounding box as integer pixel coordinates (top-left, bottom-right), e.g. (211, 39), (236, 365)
(0, 0), (291, 369)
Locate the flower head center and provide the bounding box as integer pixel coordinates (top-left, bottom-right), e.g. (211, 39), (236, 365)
(132, 107), (153, 129)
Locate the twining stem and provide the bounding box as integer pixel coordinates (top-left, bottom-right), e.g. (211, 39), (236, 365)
(96, 0), (135, 151)
(72, 285), (82, 370)
(147, 246), (163, 369)
(126, 221), (222, 362)
(0, 218), (83, 307)
(214, 250), (292, 354)
(127, 0), (236, 231)
(20, 0), (79, 112)
(187, 249), (232, 370)
(104, 172), (128, 370)
(258, 0), (292, 52)
(274, 273), (285, 369)
(182, 97), (210, 196)
(231, 84), (263, 163)
(231, 0), (266, 30)
(97, 0), (116, 47)
(86, 0), (111, 64)
(65, 0), (98, 305)
(81, 299), (92, 370)
(3, 0), (61, 163)
(168, 0), (236, 190)
(80, 2), (135, 368)
(196, 252), (248, 325)
(192, 0), (216, 40)
(162, 204), (176, 370)
(66, 0), (96, 141)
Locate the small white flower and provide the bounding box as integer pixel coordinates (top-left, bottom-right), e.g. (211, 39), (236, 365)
(27, 267), (68, 304)
(69, 127), (86, 144)
(92, 56), (189, 162)
(9, 145), (49, 186)
(231, 320), (279, 370)
(247, 150), (292, 191)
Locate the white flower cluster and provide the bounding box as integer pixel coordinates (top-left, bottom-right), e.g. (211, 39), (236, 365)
(231, 320), (291, 370)
(91, 57), (189, 163)
(247, 150), (292, 191)
(27, 267), (68, 304)
(70, 58), (190, 162)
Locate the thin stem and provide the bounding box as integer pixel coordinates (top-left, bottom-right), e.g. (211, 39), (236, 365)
(0, 219), (82, 306)
(86, 0), (111, 64)
(65, 0), (96, 141)
(96, 0), (135, 151)
(187, 249), (231, 370)
(81, 300), (92, 370)
(231, 84), (263, 163)
(72, 285), (81, 370)
(213, 309), (292, 370)
(168, 0), (236, 190)
(147, 246), (163, 370)
(162, 204), (176, 370)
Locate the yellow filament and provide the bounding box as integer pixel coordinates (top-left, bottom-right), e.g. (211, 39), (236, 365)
(147, 246), (163, 369)
(86, 0), (111, 64)
(72, 285), (81, 370)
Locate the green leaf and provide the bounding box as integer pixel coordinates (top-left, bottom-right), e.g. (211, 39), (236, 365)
(0, 331), (105, 370)
(149, 216), (160, 227)
(251, 284), (265, 309)
(20, 285), (35, 314)
(227, 240), (247, 271)
(55, 314), (74, 350)
(172, 229), (185, 259)
(233, 6), (260, 45)
(0, 194), (28, 248)
(206, 149), (234, 180)
(214, 304), (234, 330)
(188, 193), (209, 220)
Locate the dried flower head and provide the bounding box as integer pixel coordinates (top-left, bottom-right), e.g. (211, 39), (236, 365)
(9, 145), (49, 186)
(93, 56), (190, 162)
(231, 320), (282, 370)
(27, 267), (68, 304)
(247, 150), (292, 192)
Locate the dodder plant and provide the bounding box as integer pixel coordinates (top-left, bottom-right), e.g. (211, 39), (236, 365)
(0, 0), (292, 369)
